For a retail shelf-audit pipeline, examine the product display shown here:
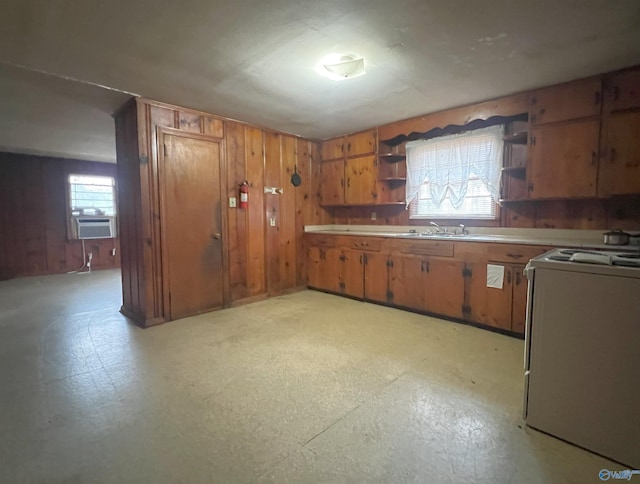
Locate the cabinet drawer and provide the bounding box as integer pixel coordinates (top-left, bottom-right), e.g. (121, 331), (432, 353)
(305, 234), (337, 248)
(397, 240), (454, 257)
(344, 237), (382, 251)
(345, 130), (377, 157)
(487, 244), (549, 263)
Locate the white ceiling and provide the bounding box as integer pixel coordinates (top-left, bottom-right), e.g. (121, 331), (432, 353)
(1, 0), (640, 163)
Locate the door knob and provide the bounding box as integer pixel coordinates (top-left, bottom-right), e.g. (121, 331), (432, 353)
(212, 233), (222, 240)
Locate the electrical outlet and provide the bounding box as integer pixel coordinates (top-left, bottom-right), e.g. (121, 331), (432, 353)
(371, 211), (377, 221)
(229, 197), (237, 208)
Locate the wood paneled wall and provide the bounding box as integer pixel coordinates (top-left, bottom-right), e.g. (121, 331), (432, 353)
(330, 86), (640, 230)
(0, 152), (120, 280)
(333, 198), (640, 230)
(115, 98), (328, 326)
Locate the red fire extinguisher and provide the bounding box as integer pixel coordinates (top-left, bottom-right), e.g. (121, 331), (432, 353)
(239, 181), (249, 209)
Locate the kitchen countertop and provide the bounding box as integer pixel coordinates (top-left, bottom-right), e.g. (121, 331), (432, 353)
(304, 225), (640, 251)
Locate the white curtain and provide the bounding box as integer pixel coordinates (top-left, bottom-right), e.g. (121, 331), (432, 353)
(405, 125), (504, 209)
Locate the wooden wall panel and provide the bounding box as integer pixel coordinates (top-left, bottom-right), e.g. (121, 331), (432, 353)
(115, 98), (328, 325)
(0, 152), (120, 280)
(225, 122), (249, 301)
(245, 126), (266, 296)
(264, 131), (282, 295)
(279, 135), (297, 292)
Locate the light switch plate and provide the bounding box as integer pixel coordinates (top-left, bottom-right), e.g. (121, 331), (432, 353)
(270, 217), (276, 227)
(229, 197), (237, 208)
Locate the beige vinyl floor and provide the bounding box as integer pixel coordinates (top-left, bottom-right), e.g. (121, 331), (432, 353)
(0, 269), (622, 483)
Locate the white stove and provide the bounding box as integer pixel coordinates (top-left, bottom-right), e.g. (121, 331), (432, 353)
(523, 247), (640, 468)
(544, 248), (640, 267)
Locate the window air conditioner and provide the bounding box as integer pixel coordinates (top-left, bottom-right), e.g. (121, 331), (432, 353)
(76, 217), (115, 239)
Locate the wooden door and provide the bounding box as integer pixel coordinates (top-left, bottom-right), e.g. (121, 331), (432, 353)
(320, 159), (345, 206)
(424, 258), (465, 319)
(599, 111), (640, 196)
(160, 132), (224, 320)
(531, 78), (602, 125)
(345, 130), (377, 157)
(528, 120), (599, 199)
(345, 155), (378, 205)
(608, 69), (640, 111)
(466, 262), (513, 330)
(321, 137), (344, 161)
(388, 255), (424, 310)
(338, 249), (364, 298)
(511, 266), (527, 335)
(363, 252), (389, 303)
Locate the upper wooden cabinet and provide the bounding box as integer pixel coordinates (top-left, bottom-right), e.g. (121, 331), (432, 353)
(319, 159), (345, 205)
(598, 111), (640, 196)
(598, 68), (640, 197)
(527, 120), (600, 199)
(345, 131), (377, 157)
(530, 78), (602, 125)
(607, 69), (640, 112)
(321, 137), (344, 161)
(321, 130), (377, 161)
(345, 155), (378, 205)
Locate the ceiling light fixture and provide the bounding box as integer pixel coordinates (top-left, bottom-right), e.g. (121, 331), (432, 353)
(317, 53), (366, 81)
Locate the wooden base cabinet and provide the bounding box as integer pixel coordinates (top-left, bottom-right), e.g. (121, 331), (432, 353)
(306, 246), (364, 298)
(465, 262), (527, 334)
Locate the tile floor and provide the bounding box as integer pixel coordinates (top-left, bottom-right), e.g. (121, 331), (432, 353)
(0, 269), (622, 483)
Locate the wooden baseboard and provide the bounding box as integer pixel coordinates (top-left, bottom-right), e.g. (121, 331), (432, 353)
(229, 293), (269, 308)
(119, 305), (165, 328)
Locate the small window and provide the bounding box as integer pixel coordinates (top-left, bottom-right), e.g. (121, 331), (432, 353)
(69, 174), (116, 216)
(406, 125), (503, 220)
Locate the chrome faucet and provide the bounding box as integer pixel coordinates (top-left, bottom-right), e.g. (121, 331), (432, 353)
(430, 221), (444, 233)
(458, 224), (468, 235)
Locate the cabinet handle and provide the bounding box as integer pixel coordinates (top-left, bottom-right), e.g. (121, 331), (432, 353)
(360, 254), (363, 264)
(594, 90), (601, 105)
(515, 271), (522, 285)
(347, 143), (351, 153)
(610, 148), (617, 162)
(506, 271), (512, 284)
(339, 254), (346, 262)
(507, 252), (523, 259)
(591, 151), (597, 166)
(530, 136), (536, 146)
(347, 177), (351, 188)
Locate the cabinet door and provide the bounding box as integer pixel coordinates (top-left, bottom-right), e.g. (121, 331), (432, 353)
(424, 258), (465, 319)
(320, 159), (345, 206)
(466, 262), (513, 331)
(388, 255), (424, 310)
(608, 69), (640, 111)
(531, 78), (602, 125)
(364, 252), (389, 303)
(599, 111), (640, 196)
(321, 137), (344, 161)
(345, 130), (377, 157)
(345, 155), (378, 205)
(338, 249), (364, 298)
(528, 120), (599, 199)
(511, 266), (527, 335)
(307, 247), (341, 293)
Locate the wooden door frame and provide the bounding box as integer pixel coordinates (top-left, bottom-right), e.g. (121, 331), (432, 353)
(156, 126), (230, 320)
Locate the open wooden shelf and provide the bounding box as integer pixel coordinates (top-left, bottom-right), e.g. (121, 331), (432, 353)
(502, 132), (528, 144)
(379, 177), (407, 182)
(498, 198), (532, 203)
(501, 166), (526, 178)
(378, 153), (406, 163)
